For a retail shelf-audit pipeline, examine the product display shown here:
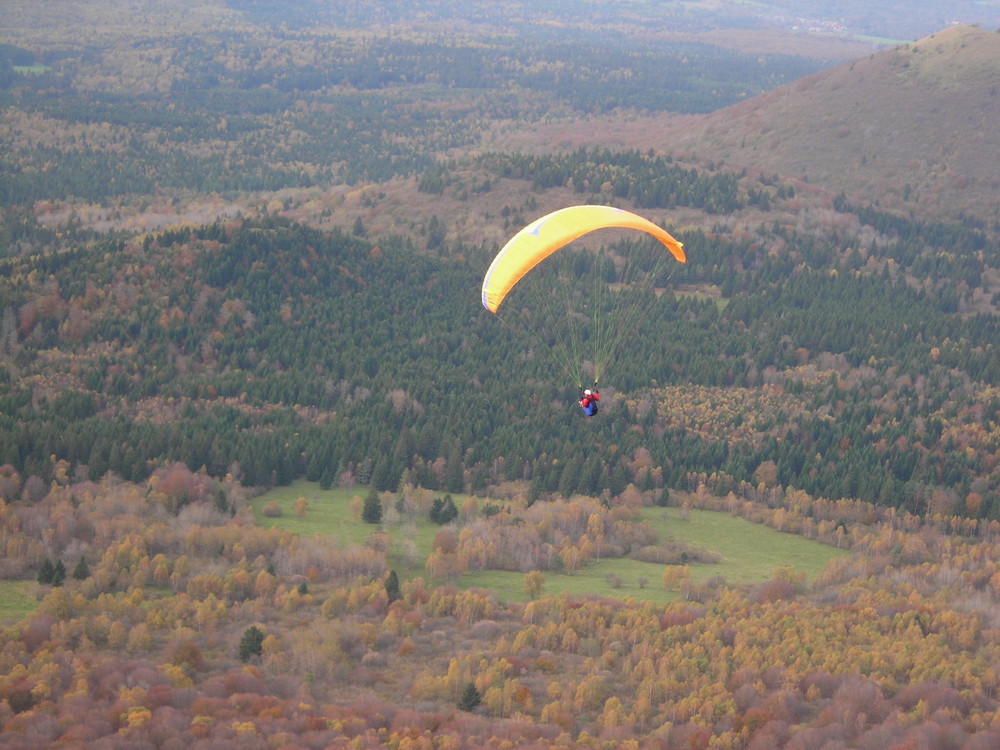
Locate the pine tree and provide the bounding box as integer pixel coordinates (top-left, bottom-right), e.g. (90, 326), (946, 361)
(527, 474), (543, 506)
(385, 569), (401, 603)
(37, 559), (54, 585)
(51, 559), (66, 587)
(441, 494), (458, 523)
(558, 456), (581, 498)
(430, 494), (458, 524)
(305, 453), (323, 482)
(362, 487), (383, 524)
(444, 440), (464, 493)
(371, 455), (397, 492)
(239, 626), (265, 662)
(213, 490), (231, 516)
(72, 557), (90, 580)
(656, 486), (670, 507)
(458, 682), (482, 712)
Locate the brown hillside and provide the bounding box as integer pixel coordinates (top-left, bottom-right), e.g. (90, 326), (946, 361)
(488, 25), (1000, 223)
(666, 24), (1000, 221)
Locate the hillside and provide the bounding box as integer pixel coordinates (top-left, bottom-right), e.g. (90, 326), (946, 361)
(673, 25), (1000, 221)
(3, 5), (1000, 750)
(4, 204), (1000, 515)
(2, 3), (1000, 527)
(1, 472), (998, 749)
(506, 25), (1000, 223)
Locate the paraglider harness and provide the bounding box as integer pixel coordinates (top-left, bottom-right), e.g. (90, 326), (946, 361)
(580, 387), (600, 417)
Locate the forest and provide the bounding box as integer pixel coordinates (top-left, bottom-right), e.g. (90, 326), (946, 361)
(2, 2), (1000, 748)
(0, 11), (822, 214)
(4, 177), (1000, 515)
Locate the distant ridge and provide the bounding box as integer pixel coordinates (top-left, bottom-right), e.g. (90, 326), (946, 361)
(668, 25), (1000, 222)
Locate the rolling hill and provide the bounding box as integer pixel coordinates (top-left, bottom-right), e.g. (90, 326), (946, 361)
(496, 25), (1000, 224)
(670, 24), (1000, 221)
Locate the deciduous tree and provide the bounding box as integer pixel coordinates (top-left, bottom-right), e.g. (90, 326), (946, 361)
(523, 571), (544, 600)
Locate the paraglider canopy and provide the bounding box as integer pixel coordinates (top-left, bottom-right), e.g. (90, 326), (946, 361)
(481, 205), (685, 313)
(481, 204), (687, 388)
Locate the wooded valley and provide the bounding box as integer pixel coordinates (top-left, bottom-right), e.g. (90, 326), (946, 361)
(2, 2), (1000, 748)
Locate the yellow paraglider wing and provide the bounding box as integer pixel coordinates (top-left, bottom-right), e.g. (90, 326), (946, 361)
(481, 205), (685, 313)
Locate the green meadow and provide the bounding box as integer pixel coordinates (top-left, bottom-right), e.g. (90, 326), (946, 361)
(673, 287), (729, 311)
(250, 481), (377, 543)
(13, 63), (50, 75)
(460, 558), (680, 605)
(248, 481), (443, 552)
(0, 580), (38, 625)
(251, 481), (850, 602)
(641, 507), (850, 583)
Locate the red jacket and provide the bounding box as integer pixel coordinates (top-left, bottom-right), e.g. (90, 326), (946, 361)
(580, 391), (600, 408)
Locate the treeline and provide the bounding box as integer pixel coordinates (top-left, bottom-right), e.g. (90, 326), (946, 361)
(3, 204), (1000, 515)
(481, 149), (769, 214)
(163, 19), (823, 112)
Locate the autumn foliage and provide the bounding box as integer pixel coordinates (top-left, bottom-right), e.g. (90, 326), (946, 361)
(0, 465), (997, 749)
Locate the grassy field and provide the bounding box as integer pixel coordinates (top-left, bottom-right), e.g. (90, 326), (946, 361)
(453, 508), (850, 604)
(248, 480), (443, 553)
(251, 481), (374, 543)
(460, 558), (680, 605)
(0, 580), (38, 625)
(251, 481), (850, 602)
(13, 63), (50, 75)
(673, 286), (729, 311)
(641, 507), (849, 583)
